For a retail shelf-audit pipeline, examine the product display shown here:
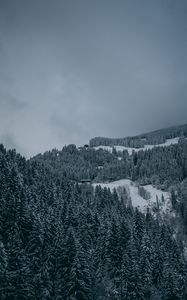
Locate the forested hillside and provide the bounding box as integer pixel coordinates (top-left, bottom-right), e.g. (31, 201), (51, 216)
(90, 123), (187, 148)
(0, 125), (187, 299)
(33, 139), (187, 187)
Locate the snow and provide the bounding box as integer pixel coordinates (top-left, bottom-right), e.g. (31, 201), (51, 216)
(93, 179), (171, 215)
(184, 247), (187, 260)
(94, 145), (114, 153)
(143, 184), (171, 214)
(93, 179), (147, 208)
(94, 137), (180, 155)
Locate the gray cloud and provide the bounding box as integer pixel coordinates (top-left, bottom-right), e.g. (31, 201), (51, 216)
(0, 0), (187, 157)
(0, 91), (26, 111)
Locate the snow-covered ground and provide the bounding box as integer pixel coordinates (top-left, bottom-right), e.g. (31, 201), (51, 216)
(97, 166), (104, 169)
(143, 184), (171, 214)
(93, 179), (171, 215)
(94, 137), (180, 155)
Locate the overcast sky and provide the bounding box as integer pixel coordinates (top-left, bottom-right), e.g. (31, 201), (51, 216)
(0, 0), (187, 157)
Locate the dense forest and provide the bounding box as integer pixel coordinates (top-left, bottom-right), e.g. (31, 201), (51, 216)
(33, 139), (187, 186)
(0, 125), (187, 299)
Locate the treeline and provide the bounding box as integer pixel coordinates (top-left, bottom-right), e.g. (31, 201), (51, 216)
(90, 136), (146, 148)
(0, 144), (187, 299)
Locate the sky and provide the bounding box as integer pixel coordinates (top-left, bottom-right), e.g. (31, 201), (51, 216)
(0, 0), (187, 157)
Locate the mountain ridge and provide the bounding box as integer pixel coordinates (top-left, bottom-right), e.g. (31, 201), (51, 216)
(90, 123), (187, 148)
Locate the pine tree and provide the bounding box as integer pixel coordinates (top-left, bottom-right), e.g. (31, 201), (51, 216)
(0, 240), (8, 300)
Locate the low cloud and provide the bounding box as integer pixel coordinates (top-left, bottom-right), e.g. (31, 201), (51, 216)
(0, 0), (187, 157)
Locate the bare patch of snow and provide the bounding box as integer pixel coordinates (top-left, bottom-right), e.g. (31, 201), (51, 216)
(143, 184), (171, 214)
(97, 166), (103, 169)
(93, 179), (171, 215)
(93, 179), (147, 209)
(94, 145), (113, 153)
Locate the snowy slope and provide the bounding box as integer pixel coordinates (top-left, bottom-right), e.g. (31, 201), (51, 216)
(93, 179), (147, 208)
(94, 137), (180, 155)
(143, 184), (171, 214)
(93, 179), (171, 215)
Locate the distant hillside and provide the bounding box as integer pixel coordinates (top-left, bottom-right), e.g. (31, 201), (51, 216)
(90, 123), (187, 148)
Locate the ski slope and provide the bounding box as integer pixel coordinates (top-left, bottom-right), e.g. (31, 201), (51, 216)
(94, 137), (180, 155)
(93, 179), (171, 215)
